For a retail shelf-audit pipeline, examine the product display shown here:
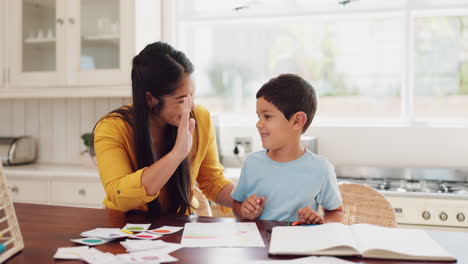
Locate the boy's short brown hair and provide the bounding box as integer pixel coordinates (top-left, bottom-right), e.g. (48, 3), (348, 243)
(256, 74), (317, 133)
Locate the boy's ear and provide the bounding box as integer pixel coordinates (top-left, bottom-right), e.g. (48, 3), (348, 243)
(291, 111), (307, 131)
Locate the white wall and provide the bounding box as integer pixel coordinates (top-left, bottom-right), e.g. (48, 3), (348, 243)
(310, 126), (468, 168)
(0, 98), (130, 163)
(219, 124), (468, 169)
(1, 99), (467, 169)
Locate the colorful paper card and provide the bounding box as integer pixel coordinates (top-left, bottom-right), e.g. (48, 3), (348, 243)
(81, 228), (129, 239)
(120, 239), (166, 252)
(147, 226), (184, 235)
(53, 246), (89, 259)
(122, 223), (151, 232)
(71, 237), (114, 246)
(121, 239), (182, 254)
(129, 232), (162, 240)
(129, 250), (178, 263)
(80, 248), (117, 263)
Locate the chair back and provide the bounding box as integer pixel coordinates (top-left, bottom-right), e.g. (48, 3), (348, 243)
(339, 182), (397, 227)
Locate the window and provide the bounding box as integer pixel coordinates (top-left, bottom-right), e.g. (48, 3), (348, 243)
(414, 14), (468, 119)
(167, 0), (468, 124)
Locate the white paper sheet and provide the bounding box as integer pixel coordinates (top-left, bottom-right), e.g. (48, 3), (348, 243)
(181, 222), (265, 248)
(238, 256), (355, 264)
(53, 246), (89, 259)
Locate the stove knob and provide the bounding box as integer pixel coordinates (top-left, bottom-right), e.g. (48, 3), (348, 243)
(422, 211), (431, 220)
(456, 213), (465, 222)
(439, 212), (448, 221)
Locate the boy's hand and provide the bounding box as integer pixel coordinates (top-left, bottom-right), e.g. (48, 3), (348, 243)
(241, 194), (265, 220)
(297, 206), (324, 224)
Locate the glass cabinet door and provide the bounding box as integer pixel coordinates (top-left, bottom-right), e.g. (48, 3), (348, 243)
(72, 0), (131, 86)
(5, 0), (131, 89)
(6, 0), (65, 87)
(22, 0), (56, 72)
(80, 0), (120, 71)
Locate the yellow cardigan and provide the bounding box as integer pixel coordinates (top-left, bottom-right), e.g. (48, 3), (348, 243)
(94, 104), (232, 212)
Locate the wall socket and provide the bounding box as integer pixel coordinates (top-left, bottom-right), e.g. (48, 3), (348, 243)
(234, 136), (253, 154)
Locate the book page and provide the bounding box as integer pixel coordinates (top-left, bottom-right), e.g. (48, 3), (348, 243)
(350, 224), (454, 261)
(269, 223), (359, 256)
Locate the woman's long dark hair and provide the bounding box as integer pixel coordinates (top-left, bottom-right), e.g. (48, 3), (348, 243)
(92, 42), (196, 215)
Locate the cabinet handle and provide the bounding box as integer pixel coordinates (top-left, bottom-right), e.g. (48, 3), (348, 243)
(68, 18), (75, 25)
(11, 186), (19, 193)
(78, 189), (86, 196)
(56, 18), (64, 25)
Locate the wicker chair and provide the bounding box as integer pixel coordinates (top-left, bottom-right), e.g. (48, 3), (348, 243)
(338, 182), (397, 227)
(192, 186), (213, 217)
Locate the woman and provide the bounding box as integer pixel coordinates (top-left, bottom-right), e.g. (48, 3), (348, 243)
(92, 42), (235, 215)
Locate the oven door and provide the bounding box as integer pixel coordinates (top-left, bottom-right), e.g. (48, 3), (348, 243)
(383, 192), (468, 232)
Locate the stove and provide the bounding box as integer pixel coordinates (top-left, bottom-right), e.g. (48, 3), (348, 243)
(337, 176), (468, 194)
(336, 167), (468, 231)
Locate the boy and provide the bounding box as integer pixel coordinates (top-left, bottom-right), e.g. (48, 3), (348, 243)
(232, 74), (343, 224)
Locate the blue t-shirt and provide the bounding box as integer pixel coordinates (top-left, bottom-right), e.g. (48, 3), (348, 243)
(231, 149), (342, 221)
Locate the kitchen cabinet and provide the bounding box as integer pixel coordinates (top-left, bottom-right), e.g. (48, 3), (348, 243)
(6, 0), (64, 87)
(7, 177), (49, 204)
(0, 0), (164, 98)
(68, 0), (133, 87)
(50, 178), (105, 208)
(5, 0), (133, 88)
(4, 163), (105, 208)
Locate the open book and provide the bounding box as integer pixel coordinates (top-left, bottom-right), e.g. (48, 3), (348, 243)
(269, 223), (456, 262)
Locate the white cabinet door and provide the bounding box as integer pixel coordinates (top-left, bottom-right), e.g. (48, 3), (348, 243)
(68, 0), (133, 86)
(50, 179), (105, 208)
(4, 0), (133, 91)
(5, 0), (66, 87)
(6, 178), (49, 204)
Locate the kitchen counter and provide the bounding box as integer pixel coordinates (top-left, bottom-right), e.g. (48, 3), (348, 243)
(2, 163), (241, 180)
(2, 162), (99, 179)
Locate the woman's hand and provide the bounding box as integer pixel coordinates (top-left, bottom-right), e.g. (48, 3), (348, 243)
(141, 95), (195, 196)
(172, 96), (196, 160)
